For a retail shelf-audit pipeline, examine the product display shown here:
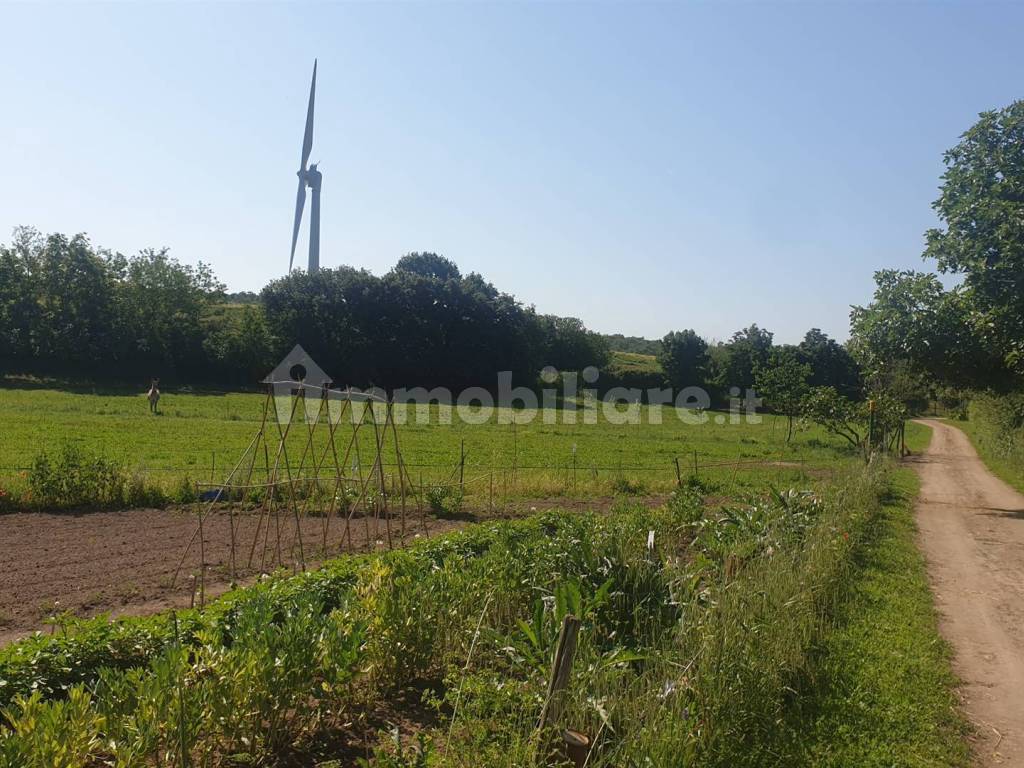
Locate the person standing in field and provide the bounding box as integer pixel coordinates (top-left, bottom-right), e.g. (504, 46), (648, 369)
(147, 379), (160, 414)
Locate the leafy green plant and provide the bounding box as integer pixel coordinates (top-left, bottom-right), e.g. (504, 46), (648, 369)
(24, 444), (168, 510)
(425, 484), (464, 518)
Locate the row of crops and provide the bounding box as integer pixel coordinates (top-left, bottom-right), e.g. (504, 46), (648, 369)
(0, 465), (888, 766)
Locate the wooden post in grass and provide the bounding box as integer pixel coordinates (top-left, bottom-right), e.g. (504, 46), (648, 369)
(538, 614), (581, 730)
(674, 456), (682, 487)
(459, 439), (466, 492)
(572, 443), (577, 491)
(693, 450), (699, 479)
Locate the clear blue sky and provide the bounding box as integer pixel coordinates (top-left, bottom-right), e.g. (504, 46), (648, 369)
(1, 2), (1021, 344)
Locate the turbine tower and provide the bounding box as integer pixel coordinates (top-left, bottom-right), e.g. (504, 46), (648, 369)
(290, 60), (321, 272)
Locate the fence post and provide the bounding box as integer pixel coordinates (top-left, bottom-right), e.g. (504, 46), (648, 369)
(693, 450), (699, 479)
(674, 456), (682, 487)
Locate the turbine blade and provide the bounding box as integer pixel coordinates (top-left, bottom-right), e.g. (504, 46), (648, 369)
(300, 59), (316, 171)
(289, 177), (306, 271)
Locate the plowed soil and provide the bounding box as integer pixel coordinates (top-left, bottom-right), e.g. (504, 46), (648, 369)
(0, 506), (465, 646)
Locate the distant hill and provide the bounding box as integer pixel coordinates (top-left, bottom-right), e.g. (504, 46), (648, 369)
(600, 334), (662, 356)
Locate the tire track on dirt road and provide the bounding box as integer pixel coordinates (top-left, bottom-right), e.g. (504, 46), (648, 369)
(912, 419), (1024, 766)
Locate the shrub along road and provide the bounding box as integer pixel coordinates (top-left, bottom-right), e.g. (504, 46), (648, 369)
(913, 419), (1024, 766)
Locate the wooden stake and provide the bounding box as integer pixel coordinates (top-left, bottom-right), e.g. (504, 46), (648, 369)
(538, 614), (581, 730)
(459, 438), (466, 492)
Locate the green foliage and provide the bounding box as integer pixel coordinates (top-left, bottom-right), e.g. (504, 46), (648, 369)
(600, 351), (664, 396)
(849, 269), (993, 390)
(393, 252), (462, 282)
(925, 100), (1024, 376)
(755, 348), (811, 441)
(26, 444), (167, 509)
(1, 231), (611, 391)
(425, 484), (465, 518)
(959, 391), (1024, 494)
(536, 315), (611, 373)
(801, 387), (906, 458)
(658, 329), (708, 389)
(0, 228), (223, 381)
(599, 334), (662, 356)
(801, 386), (866, 453)
(259, 260), (608, 391)
(0, 686), (101, 768)
(723, 324), (774, 391)
(357, 732), (433, 768)
(796, 328), (860, 398)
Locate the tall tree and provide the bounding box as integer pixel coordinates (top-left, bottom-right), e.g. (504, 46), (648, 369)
(925, 100), (1024, 376)
(658, 330), (708, 390)
(721, 324), (774, 392)
(797, 329), (860, 398)
(849, 270), (996, 390)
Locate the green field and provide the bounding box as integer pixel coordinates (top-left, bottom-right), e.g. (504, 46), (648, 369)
(0, 381), (891, 507)
(606, 349), (661, 374)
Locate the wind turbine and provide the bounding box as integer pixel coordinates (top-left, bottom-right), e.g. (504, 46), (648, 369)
(290, 60), (322, 272)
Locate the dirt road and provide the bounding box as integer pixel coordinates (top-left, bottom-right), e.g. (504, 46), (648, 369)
(913, 419), (1024, 766)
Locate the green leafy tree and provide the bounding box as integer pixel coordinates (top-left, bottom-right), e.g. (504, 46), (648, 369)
(849, 269), (997, 391)
(754, 349), (811, 442)
(721, 324), (774, 392)
(538, 315), (611, 373)
(801, 386), (867, 456)
(118, 248), (224, 372)
(658, 330), (708, 389)
(797, 328), (861, 398)
(925, 100), (1024, 375)
(392, 252), (462, 282)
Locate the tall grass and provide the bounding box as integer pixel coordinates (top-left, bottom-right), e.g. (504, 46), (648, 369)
(961, 391), (1024, 493)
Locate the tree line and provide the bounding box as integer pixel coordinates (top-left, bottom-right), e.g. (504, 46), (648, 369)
(0, 240), (613, 389)
(0, 226), (868, 402)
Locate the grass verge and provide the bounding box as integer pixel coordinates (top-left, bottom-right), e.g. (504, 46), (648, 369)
(779, 463), (971, 765)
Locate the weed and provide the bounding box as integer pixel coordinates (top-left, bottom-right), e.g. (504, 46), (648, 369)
(610, 477), (646, 495)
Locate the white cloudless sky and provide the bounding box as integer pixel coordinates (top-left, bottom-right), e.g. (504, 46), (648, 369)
(1, 2), (1021, 344)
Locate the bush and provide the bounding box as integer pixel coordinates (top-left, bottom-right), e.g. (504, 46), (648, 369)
(425, 484), (464, 518)
(24, 444), (168, 510)
(967, 391), (1024, 471)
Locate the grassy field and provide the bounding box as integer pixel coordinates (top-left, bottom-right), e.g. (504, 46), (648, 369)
(0, 381), (885, 507)
(606, 349), (661, 374)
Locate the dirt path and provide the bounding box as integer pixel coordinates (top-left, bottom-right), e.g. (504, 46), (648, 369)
(912, 419), (1024, 766)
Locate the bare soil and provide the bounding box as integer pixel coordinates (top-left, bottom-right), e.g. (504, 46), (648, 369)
(0, 505), (466, 646)
(912, 419), (1024, 766)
